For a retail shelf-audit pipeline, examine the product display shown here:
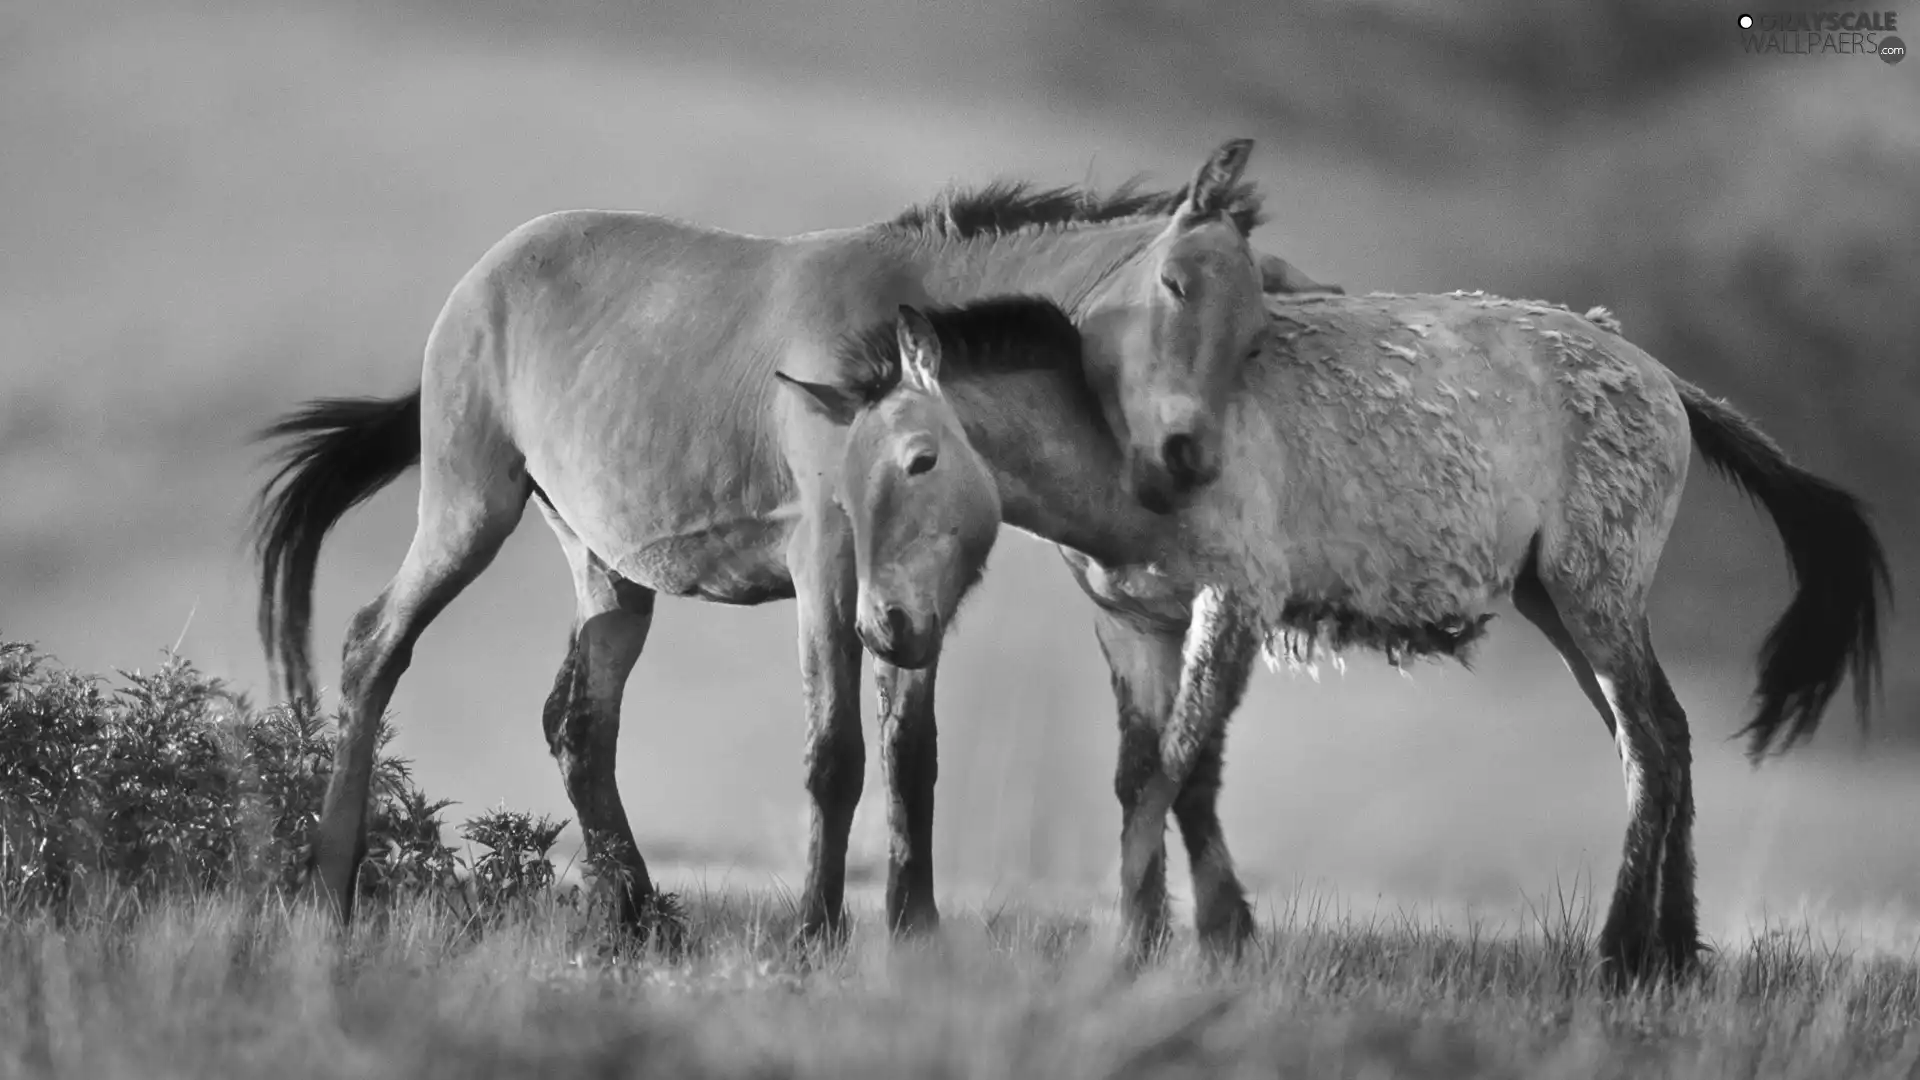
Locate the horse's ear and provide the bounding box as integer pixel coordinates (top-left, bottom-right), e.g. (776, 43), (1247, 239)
(1258, 252), (1344, 296)
(775, 370), (866, 426)
(1180, 138), (1255, 223)
(895, 305), (943, 392)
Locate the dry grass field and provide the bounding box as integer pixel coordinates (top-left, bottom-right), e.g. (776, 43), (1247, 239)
(6, 886), (1920, 1079)
(5, 646), (1920, 1079)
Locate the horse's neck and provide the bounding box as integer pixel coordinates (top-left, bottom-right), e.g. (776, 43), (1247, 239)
(958, 360), (1309, 597)
(905, 222), (1159, 313)
(946, 370), (1164, 566)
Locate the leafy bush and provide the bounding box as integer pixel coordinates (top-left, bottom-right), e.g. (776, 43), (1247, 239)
(0, 639), (559, 922)
(458, 808), (569, 922)
(1, 641), (111, 907)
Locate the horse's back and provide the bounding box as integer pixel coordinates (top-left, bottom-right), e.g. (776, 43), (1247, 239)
(1217, 292), (1689, 629)
(418, 209), (886, 598)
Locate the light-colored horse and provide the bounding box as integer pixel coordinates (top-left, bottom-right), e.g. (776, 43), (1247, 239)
(250, 142), (1277, 939)
(796, 290), (1889, 988)
(774, 304), (1024, 666)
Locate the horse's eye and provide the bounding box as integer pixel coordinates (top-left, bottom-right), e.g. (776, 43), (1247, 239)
(907, 451), (937, 476)
(1161, 273), (1186, 301)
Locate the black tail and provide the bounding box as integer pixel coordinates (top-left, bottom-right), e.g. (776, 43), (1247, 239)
(1674, 377), (1892, 760)
(249, 390), (423, 705)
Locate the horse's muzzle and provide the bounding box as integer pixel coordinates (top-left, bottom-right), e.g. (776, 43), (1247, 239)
(1128, 431), (1219, 514)
(859, 604), (942, 670)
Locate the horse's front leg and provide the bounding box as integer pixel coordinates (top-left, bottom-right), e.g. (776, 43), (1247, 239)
(875, 659), (940, 935)
(1123, 585), (1262, 957)
(1091, 604), (1182, 955)
(1163, 590), (1261, 955)
(791, 509), (866, 944)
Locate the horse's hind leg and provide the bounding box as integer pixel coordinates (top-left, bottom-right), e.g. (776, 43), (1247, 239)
(1514, 568), (1696, 987)
(310, 431), (528, 922)
(875, 661), (939, 935)
(1645, 659), (1699, 972)
(1511, 568), (1619, 737)
(535, 501), (659, 936)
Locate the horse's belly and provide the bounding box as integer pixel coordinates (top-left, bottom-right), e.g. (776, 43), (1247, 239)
(1266, 381), (1552, 632)
(522, 396), (799, 605)
(1266, 497), (1539, 664)
(613, 519), (796, 605)
(1057, 547), (1195, 628)
(1284, 542), (1519, 616)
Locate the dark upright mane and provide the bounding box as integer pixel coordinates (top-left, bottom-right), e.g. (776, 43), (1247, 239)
(888, 176), (1265, 239)
(831, 295), (1090, 405)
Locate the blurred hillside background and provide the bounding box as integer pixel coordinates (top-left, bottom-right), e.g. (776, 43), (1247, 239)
(2, 0), (1915, 943)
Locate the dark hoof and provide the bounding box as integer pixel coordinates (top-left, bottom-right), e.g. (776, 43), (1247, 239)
(300, 867), (356, 927)
(633, 891), (690, 955)
(888, 904), (942, 939)
(789, 908), (854, 956)
(1598, 928), (1697, 993)
(1195, 897), (1258, 960)
(1672, 940), (1711, 978)
(584, 881), (686, 960)
(1119, 914), (1174, 971)
(590, 927), (649, 965)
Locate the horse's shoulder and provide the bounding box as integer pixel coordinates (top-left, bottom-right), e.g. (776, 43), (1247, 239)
(778, 231), (913, 284)
(769, 237), (925, 338)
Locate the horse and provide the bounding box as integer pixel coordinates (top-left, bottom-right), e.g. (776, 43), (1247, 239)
(248, 140), (1281, 941)
(773, 304), (1022, 669)
(786, 289), (1889, 988)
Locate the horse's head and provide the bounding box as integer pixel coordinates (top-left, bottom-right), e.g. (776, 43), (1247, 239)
(1083, 138), (1270, 515)
(777, 305), (1005, 670)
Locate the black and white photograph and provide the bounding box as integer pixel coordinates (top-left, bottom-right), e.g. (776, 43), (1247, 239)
(1, 1), (1914, 1075)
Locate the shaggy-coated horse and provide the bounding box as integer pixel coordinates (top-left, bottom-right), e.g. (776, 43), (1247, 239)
(791, 290), (1888, 987)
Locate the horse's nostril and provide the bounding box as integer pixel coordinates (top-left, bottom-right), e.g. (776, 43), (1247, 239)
(884, 605), (913, 645)
(1162, 433), (1201, 485)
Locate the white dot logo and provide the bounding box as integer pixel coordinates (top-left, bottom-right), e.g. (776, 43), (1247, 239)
(1739, 13), (1754, 28)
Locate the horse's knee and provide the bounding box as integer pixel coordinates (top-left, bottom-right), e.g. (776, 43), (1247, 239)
(883, 719), (937, 809)
(542, 623), (647, 859)
(1173, 781), (1222, 856)
(1114, 727), (1160, 811)
(339, 596), (403, 702)
(806, 726), (865, 818)
(1175, 733), (1226, 798)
